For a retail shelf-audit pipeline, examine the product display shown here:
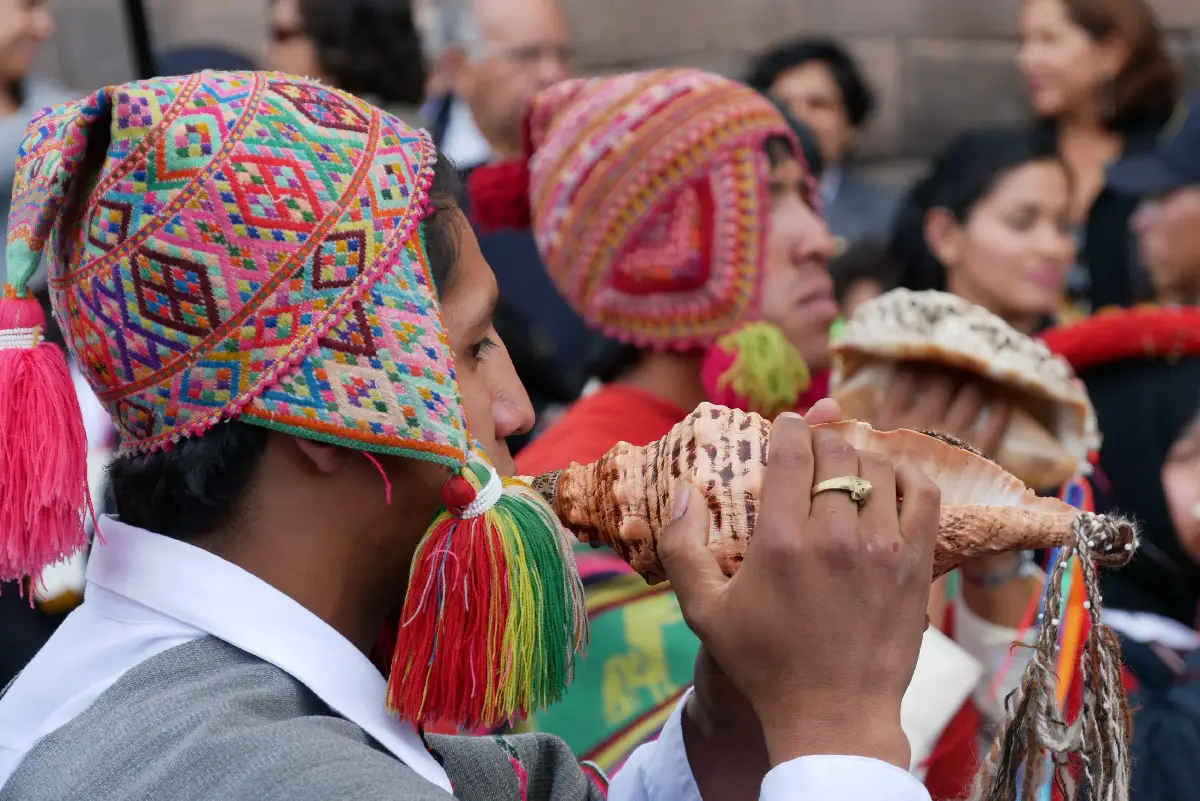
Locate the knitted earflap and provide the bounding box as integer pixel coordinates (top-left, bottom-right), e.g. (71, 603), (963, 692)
(700, 321), (811, 418)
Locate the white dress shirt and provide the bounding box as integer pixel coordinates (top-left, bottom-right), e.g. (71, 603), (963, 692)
(0, 518), (932, 801)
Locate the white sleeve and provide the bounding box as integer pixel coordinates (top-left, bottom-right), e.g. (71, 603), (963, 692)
(608, 690), (932, 801)
(952, 584), (1039, 722)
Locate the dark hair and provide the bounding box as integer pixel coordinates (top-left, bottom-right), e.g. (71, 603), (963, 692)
(1085, 356), (1200, 624)
(830, 237), (891, 305)
(1056, 0), (1179, 129)
(889, 126), (1062, 293)
(746, 37), (874, 128)
(109, 152), (464, 540)
(767, 98), (825, 179)
(296, 0), (428, 107)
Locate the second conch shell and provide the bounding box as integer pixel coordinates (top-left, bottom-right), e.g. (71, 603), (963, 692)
(527, 403), (1135, 585)
(830, 289), (1100, 490)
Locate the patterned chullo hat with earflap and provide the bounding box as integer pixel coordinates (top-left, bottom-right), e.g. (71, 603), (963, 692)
(469, 68), (817, 417)
(0, 70), (586, 729)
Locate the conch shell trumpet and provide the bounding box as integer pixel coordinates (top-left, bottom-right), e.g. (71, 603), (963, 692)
(527, 403), (1136, 584)
(830, 289), (1099, 490)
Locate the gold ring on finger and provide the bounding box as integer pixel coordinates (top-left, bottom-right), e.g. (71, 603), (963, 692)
(810, 476), (872, 510)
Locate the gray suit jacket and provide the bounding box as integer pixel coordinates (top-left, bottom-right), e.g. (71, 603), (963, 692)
(0, 637), (605, 801)
(821, 171), (898, 253)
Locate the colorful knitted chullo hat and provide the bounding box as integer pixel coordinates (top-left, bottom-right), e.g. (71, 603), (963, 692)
(0, 70), (585, 728)
(470, 68), (814, 417)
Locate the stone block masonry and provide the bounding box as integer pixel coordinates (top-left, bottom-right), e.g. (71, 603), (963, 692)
(36, 0), (1200, 161)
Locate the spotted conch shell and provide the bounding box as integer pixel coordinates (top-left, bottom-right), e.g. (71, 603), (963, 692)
(527, 403), (1135, 585)
(830, 289), (1099, 490)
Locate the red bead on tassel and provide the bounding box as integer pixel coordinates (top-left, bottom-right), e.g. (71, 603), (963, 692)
(0, 288), (91, 583)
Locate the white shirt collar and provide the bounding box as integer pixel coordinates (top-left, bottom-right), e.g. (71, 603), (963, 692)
(84, 517), (453, 793)
(440, 98), (492, 171)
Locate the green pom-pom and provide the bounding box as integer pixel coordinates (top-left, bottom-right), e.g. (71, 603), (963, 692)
(716, 321), (810, 418)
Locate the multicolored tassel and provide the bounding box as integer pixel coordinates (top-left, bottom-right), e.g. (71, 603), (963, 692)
(0, 286), (91, 583)
(387, 458), (588, 728)
(700, 321), (810, 418)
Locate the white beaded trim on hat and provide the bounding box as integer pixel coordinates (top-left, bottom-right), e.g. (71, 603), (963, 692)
(460, 466), (503, 519)
(0, 326), (40, 350)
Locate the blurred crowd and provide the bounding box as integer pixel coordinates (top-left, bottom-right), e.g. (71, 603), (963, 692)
(1, 0), (1200, 800)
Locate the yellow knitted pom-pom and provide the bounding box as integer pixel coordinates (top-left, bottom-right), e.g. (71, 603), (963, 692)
(715, 321), (810, 418)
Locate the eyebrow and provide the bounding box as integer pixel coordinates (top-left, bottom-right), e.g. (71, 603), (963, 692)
(466, 281), (500, 336)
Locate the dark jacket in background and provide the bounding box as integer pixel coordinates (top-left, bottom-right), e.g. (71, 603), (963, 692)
(1084, 355), (1200, 626)
(1116, 635), (1200, 801)
(821, 167), (899, 250)
(1044, 111), (1175, 311)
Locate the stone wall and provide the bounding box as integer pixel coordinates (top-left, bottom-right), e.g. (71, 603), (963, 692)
(35, 0), (1200, 161)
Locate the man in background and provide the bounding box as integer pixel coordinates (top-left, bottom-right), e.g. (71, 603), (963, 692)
(748, 37), (898, 253)
(420, 0), (569, 170)
(418, 0), (599, 450)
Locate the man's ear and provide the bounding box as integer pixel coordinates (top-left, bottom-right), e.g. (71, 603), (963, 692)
(293, 436), (344, 475)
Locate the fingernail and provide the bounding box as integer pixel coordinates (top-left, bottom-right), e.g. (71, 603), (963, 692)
(779, 411), (804, 421)
(672, 485), (690, 520)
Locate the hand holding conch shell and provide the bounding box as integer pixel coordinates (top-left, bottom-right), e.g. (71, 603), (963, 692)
(655, 409), (939, 771)
(528, 403), (1137, 583)
(523, 403), (1140, 800)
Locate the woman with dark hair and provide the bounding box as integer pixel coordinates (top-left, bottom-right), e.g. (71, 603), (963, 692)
(874, 128), (1079, 798)
(747, 37), (896, 248)
(890, 126), (1075, 335)
(267, 0), (427, 123)
(1019, 0), (1181, 311)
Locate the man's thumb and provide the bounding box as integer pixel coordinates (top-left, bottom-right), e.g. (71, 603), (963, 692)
(658, 482), (726, 630)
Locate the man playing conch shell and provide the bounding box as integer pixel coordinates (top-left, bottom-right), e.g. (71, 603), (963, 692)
(0, 71), (943, 800)
(496, 69), (839, 770)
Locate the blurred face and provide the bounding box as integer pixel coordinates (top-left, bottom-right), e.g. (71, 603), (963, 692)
(0, 0), (54, 87)
(1018, 0), (1127, 120)
(935, 160), (1075, 326)
(1132, 186), (1200, 303)
(441, 217), (536, 476)
(267, 0), (323, 81)
(770, 60), (854, 166)
(1163, 414), (1200, 566)
(758, 155), (839, 372)
(456, 0), (571, 159)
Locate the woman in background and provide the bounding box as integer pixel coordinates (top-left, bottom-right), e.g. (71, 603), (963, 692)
(877, 127), (1078, 798)
(889, 126), (1075, 336)
(1018, 0), (1179, 312)
(266, 0), (427, 124)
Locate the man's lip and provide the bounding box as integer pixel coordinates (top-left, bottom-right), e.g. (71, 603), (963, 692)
(797, 293), (839, 320)
(1028, 268), (1064, 289)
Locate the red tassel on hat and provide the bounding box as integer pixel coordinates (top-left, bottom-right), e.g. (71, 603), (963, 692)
(0, 287), (91, 583)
